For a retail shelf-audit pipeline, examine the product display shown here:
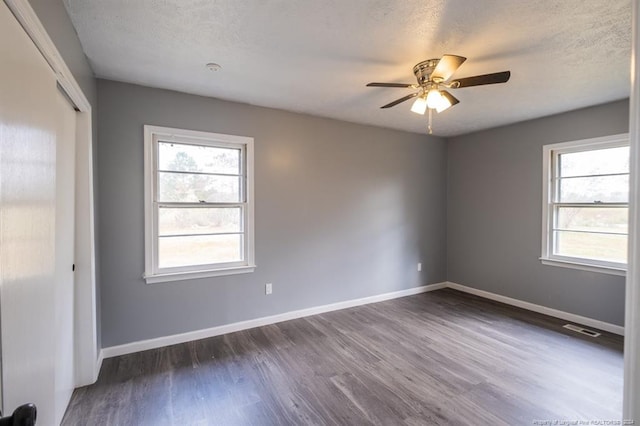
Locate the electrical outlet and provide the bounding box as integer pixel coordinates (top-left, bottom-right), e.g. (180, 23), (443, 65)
(417, 263), (422, 272)
(265, 283), (273, 295)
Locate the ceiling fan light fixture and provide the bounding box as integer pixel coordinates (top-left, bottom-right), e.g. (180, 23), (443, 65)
(366, 54), (511, 133)
(426, 88), (444, 109)
(435, 96), (453, 113)
(410, 96), (428, 115)
(436, 90), (459, 113)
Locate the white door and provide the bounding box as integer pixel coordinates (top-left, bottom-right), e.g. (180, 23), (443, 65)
(54, 90), (76, 425)
(0, 1), (75, 424)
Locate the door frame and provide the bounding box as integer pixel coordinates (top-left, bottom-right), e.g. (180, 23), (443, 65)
(624, 0), (640, 420)
(3, 0), (100, 386)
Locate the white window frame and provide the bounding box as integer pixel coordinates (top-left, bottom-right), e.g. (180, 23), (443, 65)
(143, 125), (255, 284)
(540, 133), (629, 276)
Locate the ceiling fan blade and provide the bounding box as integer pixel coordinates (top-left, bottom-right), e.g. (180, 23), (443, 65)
(381, 92), (419, 109)
(436, 90), (460, 113)
(367, 82), (415, 88)
(450, 71), (511, 88)
(431, 55), (467, 81)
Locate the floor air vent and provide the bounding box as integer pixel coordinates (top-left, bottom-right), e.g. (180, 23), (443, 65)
(563, 324), (601, 337)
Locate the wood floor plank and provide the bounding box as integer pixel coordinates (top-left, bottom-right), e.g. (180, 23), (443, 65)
(62, 289), (623, 425)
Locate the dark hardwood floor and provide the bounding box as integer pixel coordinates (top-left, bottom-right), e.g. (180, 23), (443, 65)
(62, 289), (623, 425)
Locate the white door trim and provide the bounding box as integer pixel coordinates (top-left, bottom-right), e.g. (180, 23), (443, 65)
(624, 0), (640, 421)
(3, 0), (99, 386)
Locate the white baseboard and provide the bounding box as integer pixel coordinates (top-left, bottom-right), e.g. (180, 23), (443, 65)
(99, 280), (623, 362)
(445, 281), (625, 336)
(101, 282), (447, 359)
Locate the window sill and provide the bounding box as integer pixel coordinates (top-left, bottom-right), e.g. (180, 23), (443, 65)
(144, 265), (256, 284)
(540, 257), (626, 277)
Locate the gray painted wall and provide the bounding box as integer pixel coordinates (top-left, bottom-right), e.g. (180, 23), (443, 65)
(97, 79), (447, 347)
(28, 0), (102, 349)
(447, 100), (629, 326)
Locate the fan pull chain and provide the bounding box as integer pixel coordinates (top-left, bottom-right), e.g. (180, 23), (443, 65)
(428, 108), (433, 134)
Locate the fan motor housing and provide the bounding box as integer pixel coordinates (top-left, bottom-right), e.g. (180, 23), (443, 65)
(413, 59), (441, 85)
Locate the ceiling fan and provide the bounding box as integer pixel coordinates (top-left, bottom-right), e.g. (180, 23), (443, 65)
(366, 55), (511, 133)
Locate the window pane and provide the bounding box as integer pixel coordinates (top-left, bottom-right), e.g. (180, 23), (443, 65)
(559, 146), (629, 177)
(158, 234), (243, 268)
(158, 141), (241, 175)
(556, 207), (628, 234)
(554, 230), (627, 264)
(158, 172), (241, 202)
(558, 175), (628, 203)
(159, 207), (241, 236)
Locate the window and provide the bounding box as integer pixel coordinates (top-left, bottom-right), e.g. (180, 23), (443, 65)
(541, 134), (629, 275)
(143, 126), (255, 283)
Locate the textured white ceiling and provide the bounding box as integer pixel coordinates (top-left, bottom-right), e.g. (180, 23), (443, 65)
(63, 0), (631, 136)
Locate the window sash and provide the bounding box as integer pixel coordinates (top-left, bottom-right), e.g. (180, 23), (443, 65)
(541, 134), (629, 273)
(153, 141), (247, 274)
(144, 125), (255, 282)
(155, 138), (246, 203)
(551, 204), (628, 263)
